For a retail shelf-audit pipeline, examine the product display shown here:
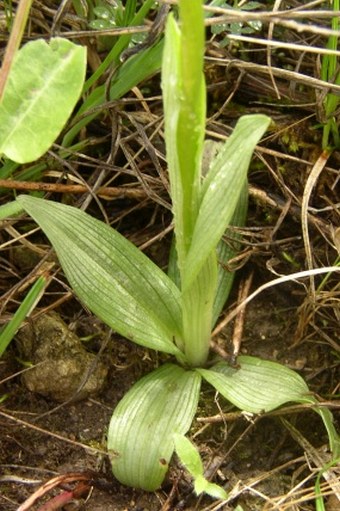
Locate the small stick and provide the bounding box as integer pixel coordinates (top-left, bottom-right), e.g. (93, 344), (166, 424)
(0, 0), (33, 100)
(301, 149), (330, 299)
(0, 179), (147, 200)
(212, 266), (340, 339)
(230, 271), (254, 364)
(16, 473), (94, 511)
(210, 272), (253, 365)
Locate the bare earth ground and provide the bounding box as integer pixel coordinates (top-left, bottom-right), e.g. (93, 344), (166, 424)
(1, 1), (340, 510)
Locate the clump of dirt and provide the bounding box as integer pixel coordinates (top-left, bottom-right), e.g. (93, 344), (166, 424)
(16, 312), (108, 401)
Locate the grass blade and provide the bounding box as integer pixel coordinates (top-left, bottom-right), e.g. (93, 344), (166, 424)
(83, 0), (154, 93)
(0, 276), (48, 357)
(63, 40), (163, 147)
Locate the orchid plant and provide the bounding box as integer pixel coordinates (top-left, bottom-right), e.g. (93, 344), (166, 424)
(0, 0), (339, 496)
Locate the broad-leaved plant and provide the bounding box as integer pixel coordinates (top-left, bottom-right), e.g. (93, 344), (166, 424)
(0, 0), (339, 495)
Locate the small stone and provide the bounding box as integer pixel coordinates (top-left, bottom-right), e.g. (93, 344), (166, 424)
(16, 312), (108, 402)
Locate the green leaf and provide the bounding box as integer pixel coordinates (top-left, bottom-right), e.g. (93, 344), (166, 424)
(16, 195), (183, 356)
(198, 356), (311, 413)
(0, 200), (24, 219)
(107, 364), (201, 490)
(313, 404), (340, 458)
(174, 433), (227, 500)
(201, 480), (228, 500)
(162, 13), (205, 269)
(182, 251), (217, 366)
(0, 38), (86, 163)
(161, 15), (185, 264)
(173, 433), (203, 478)
(0, 276), (47, 357)
(168, 156), (248, 328)
(194, 474), (208, 494)
(182, 115), (270, 290)
(167, 163), (248, 329)
(83, 0), (155, 93)
(162, 12), (215, 367)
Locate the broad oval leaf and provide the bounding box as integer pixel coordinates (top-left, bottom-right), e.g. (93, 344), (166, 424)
(16, 195), (183, 355)
(198, 356), (311, 413)
(182, 115), (271, 290)
(0, 38), (86, 163)
(107, 364), (201, 490)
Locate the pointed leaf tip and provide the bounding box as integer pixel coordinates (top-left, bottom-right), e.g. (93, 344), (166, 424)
(182, 115), (271, 290)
